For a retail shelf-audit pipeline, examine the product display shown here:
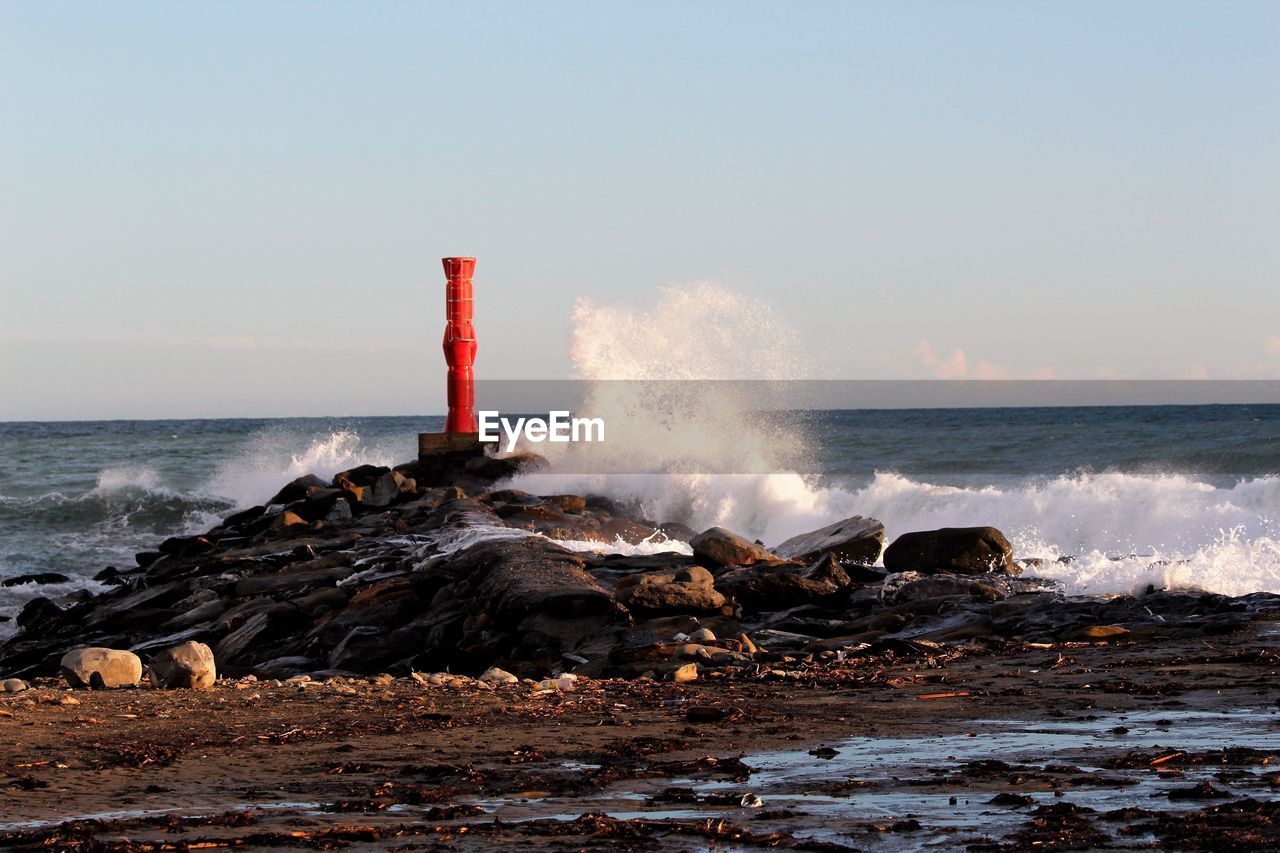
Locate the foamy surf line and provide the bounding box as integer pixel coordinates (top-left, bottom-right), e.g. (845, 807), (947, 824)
(510, 469), (1280, 597)
(0, 579), (111, 642)
(0, 428), (406, 634)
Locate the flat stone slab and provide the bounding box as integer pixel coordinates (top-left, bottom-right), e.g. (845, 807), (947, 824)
(418, 432), (483, 459)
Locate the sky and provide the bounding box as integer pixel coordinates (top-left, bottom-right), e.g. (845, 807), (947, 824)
(2, 1), (1278, 420)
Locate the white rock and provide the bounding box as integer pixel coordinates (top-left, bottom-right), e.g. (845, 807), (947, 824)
(60, 647), (142, 689)
(479, 667), (519, 684)
(148, 641), (217, 689)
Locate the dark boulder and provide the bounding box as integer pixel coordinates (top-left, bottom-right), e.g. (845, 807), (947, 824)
(412, 535), (628, 674)
(16, 597), (62, 632)
(222, 504), (267, 529)
(159, 597), (228, 631)
(157, 535), (215, 559)
(455, 538), (617, 622)
(253, 656), (321, 678)
(615, 566), (727, 616)
(773, 516), (885, 565)
(215, 603), (310, 666)
(657, 522), (697, 543)
(2, 572), (71, 587)
(690, 527), (777, 568)
(85, 581), (191, 630)
(718, 553), (857, 612)
(267, 474), (331, 506)
(283, 488), (349, 522)
(327, 621), (436, 672)
(334, 465), (399, 508)
(883, 527), (1018, 575)
(541, 494), (587, 515)
(233, 566), (352, 598)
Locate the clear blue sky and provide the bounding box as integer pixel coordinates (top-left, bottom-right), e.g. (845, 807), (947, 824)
(2, 1), (1278, 419)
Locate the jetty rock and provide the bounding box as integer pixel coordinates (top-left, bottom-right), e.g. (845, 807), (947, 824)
(0, 449), (1274, 684)
(615, 566), (727, 616)
(717, 552), (868, 612)
(690, 527), (778, 567)
(772, 516), (885, 565)
(883, 526), (1019, 575)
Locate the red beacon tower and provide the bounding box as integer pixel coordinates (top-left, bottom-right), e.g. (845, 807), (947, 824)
(441, 256), (478, 434)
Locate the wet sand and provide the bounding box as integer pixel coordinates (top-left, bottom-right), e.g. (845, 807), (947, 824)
(2, 623), (1277, 850)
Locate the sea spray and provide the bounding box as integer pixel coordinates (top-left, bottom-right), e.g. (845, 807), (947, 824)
(0, 421), (413, 637)
(508, 283), (1280, 597)
(205, 429), (401, 509)
(510, 282), (822, 535)
(845, 470), (1280, 596)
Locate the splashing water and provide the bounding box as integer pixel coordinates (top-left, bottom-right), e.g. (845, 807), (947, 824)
(510, 283), (1280, 596)
(514, 282), (820, 530)
(0, 420), (412, 638)
(205, 429), (397, 509)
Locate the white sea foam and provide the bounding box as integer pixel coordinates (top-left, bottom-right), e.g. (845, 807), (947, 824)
(550, 531), (693, 557)
(93, 465), (173, 496)
(205, 429), (398, 509)
(510, 283), (1280, 597)
(0, 577), (110, 642)
(845, 470), (1280, 596)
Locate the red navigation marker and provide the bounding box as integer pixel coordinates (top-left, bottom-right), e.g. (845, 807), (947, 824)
(442, 256), (478, 434)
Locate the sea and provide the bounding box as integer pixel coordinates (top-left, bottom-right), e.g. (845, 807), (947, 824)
(2, 405), (1279, 638)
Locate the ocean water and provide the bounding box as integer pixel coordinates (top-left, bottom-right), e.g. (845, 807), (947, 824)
(2, 404), (1279, 635)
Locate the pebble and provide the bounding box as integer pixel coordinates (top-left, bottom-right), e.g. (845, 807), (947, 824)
(1, 678), (28, 693)
(685, 705), (725, 723)
(689, 627), (717, 642)
(671, 663), (699, 683)
(479, 667), (519, 684)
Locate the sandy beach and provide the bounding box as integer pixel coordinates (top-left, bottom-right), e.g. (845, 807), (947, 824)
(3, 620), (1277, 850)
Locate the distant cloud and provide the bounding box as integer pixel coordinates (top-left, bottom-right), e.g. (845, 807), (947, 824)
(1182, 364), (1210, 379)
(914, 340), (1054, 380)
(1266, 337), (1280, 358)
(913, 341), (967, 379)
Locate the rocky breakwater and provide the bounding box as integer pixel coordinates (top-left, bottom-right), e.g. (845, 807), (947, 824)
(2, 454), (1275, 689)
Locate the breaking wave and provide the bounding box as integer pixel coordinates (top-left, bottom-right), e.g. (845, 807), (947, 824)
(511, 283), (1280, 597)
(205, 429), (397, 510)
